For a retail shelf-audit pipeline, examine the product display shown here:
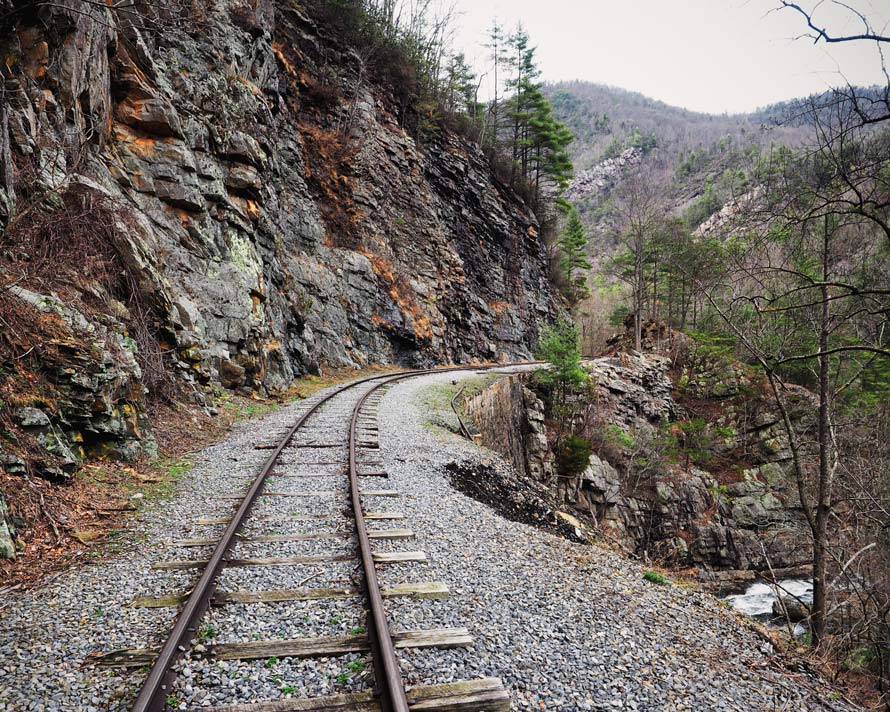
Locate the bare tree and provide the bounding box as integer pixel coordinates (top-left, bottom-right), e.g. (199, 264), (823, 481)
(775, 1), (890, 128)
(611, 166), (666, 351)
(700, 97), (890, 646)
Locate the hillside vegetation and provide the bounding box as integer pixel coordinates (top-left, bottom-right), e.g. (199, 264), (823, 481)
(548, 81), (810, 172)
(540, 27), (890, 701)
(546, 81), (815, 248)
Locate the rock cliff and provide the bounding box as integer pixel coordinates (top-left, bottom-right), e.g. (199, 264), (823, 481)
(464, 348), (814, 580)
(0, 0), (556, 478)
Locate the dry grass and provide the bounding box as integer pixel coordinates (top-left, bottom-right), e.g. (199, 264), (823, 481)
(298, 122), (364, 247)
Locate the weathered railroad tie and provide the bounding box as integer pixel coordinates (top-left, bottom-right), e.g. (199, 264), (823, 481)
(108, 365), (518, 712)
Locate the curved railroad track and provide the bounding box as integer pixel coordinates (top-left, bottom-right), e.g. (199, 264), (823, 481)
(105, 365), (521, 712)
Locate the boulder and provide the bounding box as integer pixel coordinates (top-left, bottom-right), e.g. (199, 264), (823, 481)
(772, 594), (810, 622)
(0, 494), (16, 560)
(219, 359), (247, 388)
(581, 453), (621, 506)
(13, 407), (51, 428)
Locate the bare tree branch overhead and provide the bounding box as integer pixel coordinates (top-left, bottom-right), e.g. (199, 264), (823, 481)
(778, 1), (890, 44)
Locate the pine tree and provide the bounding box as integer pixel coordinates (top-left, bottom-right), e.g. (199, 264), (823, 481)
(523, 85), (574, 195)
(483, 19), (507, 150)
(444, 53), (477, 116)
(505, 26), (540, 183)
(558, 205), (592, 303)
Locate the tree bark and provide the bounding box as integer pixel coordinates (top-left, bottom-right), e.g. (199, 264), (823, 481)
(634, 234), (644, 351)
(812, 214), (834, 648)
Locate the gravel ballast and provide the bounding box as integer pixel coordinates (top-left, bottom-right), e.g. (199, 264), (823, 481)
(0, 368), (860, 711)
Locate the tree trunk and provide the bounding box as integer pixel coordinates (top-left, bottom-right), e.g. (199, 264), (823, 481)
(0, 96), (15, 221)
(651, 249), (659, 323)
(634, 235), (644, 351)
(812, 215), (834, 648)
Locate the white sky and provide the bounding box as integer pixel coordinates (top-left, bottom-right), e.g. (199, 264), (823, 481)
(447, 0), (890, 114)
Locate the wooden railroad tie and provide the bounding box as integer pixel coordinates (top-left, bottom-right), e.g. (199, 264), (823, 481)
(179, 678), (512, 711)
(196, 514), (331, 525)
(131, 580), (448, 608)
(167, 532), (347, 548)
(152, 548), (425, 570)
(90, 628), (473, 668)
(152, 553), (354, 571)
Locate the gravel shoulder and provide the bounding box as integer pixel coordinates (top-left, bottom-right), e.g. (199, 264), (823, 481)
(378, 369), (860, 712)
(0, 381), (357, 711)
(0, 368), (860, 712)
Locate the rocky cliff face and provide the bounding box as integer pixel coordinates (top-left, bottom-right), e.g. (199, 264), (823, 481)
(464, 375), (554, 484)
(0, 0), (555, 478)
(465, 351), (813, 580)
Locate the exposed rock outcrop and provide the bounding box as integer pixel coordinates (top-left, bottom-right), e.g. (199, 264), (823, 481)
(565, 147), (642, 204)
(0, 493), (15, 560)
(465, 352), (813, 579)
(463, 376), (554, 483)
(584, 353), (676, 428)
(0, 1), (556, 480)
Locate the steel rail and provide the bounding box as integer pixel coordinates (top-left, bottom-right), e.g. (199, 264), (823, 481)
(130, 369), (410, 712)
(348, 375), (413, 712)
(346, 363), (530, 711)
(449, 384), (473, 440)
(132, 362), (538, 712)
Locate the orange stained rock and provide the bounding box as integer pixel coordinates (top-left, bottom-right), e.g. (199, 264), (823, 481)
(361, 251), (396, 284)
(387, 283), (433, 341)
(229, 195), (262, 219)
(112, 123), (162, 156)
(172, 208), (190, 228)
(121, 98), (148, 118)
(27, 41), (48, 79)
(272, 41), (298, 76)
(360, 252), (432, 340)
(231, 75), (264, 98)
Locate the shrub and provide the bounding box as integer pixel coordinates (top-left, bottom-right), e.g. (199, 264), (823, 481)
(1, 182), (173, 401)
(556, 435), (593, 479)
(643, 570), (669, 585)
(604, 424), (635, 451)
(534, 317), (588, 395)
(608, 304), (632, 327)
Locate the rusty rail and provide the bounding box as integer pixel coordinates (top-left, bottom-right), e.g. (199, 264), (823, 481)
(349, 377), (410, 712)
(449, 384), (474, 440)
(130, 370), (404, 712)
(131, 362), (536, 712)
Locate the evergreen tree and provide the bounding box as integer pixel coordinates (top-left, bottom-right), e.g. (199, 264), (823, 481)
(534, 317), (589, 410)
(483, 19), (507, 150)
(444, 53), (477, 116)
(505, 26), (540, 182)
(524, 85), (574, 194)
(558, 205), (592, 304)
(498, 30), (574, 202)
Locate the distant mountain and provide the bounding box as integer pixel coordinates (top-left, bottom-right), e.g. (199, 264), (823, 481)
(546, 81), (809, 173)
(544, 82), (815, 251)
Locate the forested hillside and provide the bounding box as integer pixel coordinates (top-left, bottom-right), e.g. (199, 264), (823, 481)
(546, 81), (813, 250)
(548, 81), (809, 172)
(536, 15), (890, 702)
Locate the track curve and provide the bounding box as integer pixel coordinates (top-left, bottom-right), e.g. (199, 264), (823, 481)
(131, 363), (531, 712)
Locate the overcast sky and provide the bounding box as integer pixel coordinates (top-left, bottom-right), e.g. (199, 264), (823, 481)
(448, 0), (890, 114)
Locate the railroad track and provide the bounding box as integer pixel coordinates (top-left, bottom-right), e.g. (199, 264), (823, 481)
(97, 365), (518, 712)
